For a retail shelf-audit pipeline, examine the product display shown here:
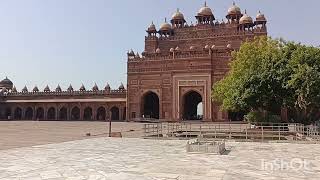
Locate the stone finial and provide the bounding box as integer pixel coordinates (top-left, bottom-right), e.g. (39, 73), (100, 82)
(33, 86), (39, 92)
(67, 84), (73, 92)
(79, 84), (86, 91)
(105, 83), (111, 92)
(22, 86), (28, 93)
(119, 83), (125, 90)
(44, 85), (50, 92)
(92, 83), (99, 91)
(56, 84), (62, 92)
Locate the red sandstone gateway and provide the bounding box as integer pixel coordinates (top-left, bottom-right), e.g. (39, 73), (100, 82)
(127, 2), (267, 122)
(0, 2), (267, 122)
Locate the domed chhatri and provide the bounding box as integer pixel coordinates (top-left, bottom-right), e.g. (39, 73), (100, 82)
(67, 84), (74, 92)
(239, 10), (254, 26)
(171, 9), (186, 28)
(159, 18), (172, 32)
(255, 11), (267, 25)
(226, 2), (242, 20)
(79, 84), (86, 91)
(22, 86), (28, 93)
(92, 83), (99, 91)
(146, 21), (157, 33)
(44, 85), (50, 92)
(196, 1), (215, 24)
(172, 9), (184, 20)
(198, 1), (213, 16)
(56, 84), (62, 92)
(33, 86), (39, 92)
(0, 77), (14, 90)
(119, 83), (125, 90)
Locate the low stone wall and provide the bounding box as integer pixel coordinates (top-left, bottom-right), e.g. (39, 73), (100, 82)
(186, 138), (226, 154)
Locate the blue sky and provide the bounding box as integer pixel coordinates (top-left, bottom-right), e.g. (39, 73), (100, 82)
(0, 0), (319, 91)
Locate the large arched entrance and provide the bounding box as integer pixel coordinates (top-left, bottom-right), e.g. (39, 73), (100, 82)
(83, 107), (93, 120)
(36, 107), (44, 120)
(96, 107), (106, 121)
(59, 107), (68, 120)
(141, 91), (159, 119)
(110, 106), (120, 121)
(47, 107), (56, 120)
(14, 107), (22, 120)
(71, 107), (80, 120)
(182, 91), (203, 120)
(25, 107), (33, 120)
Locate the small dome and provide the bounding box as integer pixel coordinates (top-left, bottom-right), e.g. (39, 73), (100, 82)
(239, 10), (253, 25)
(22, 86), (28, 93)
(190, 46), (195, 50)
(79, 84), (86, 91)
(211, 45), (216, 49)
(175, 46), (180, 51)
(0, 77), (13, 89)
(44, 85), (50, 92)
(204, 45), (210, 49)
(119, 83), (125, 90)
(256, 11), (267, 22)
(0, 77), (13, 86)
(227, 2), (241, 15)
(147, 21), (157, 32)
(198, 2), (213, 16)
(156, 48), (161, 53)
(56, 85), (62, 92)
(159, 18), (172, 31)
(67, 84), (74, 91)
(227, 44), (232, 49)
(92, 83), (99, 91)
(33, 86), (39, 92)
(11, 86), (17, 93)
(172, 8), (185, 20)
(170, 48), (175, 52)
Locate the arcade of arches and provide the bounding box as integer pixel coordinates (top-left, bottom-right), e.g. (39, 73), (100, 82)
(1, 104), (126, 121)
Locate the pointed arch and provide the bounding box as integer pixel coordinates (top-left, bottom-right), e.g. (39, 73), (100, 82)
(71, 106), (80, 120)
(25, 107), (33, 120)
(96, 106), (106, 121)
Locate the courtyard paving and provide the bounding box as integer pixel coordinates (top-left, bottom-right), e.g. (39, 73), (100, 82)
(0, 137), (320, 180)
(0, 121), (144, 150)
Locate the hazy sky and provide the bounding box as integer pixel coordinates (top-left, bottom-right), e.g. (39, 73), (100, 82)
(0, 0), (319, 91)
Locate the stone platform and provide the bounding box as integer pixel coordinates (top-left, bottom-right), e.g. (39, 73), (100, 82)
(0, 138), (320, 180)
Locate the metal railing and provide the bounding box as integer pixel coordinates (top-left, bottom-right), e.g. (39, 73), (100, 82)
(143, 122), (320, 142)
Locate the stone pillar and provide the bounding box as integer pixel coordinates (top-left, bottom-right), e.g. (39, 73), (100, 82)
(67, 106), (70, 121)
(44, 106), (48, 120)
(55, 106), (59, 120)
(93, 106), (97, 121)
(22, 107), (26, 120)
(33, 106), (36, 120)
(79, 104), (83, 120)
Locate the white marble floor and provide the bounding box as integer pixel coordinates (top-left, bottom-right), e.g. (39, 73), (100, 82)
(0, 138), (319, 180)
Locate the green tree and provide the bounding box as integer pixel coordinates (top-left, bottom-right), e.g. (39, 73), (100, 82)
(212, 37), (293, 121)
(287, 44), (320, 123)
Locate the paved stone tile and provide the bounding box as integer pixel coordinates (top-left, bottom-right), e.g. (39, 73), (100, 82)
(0, 138), (320, 179)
